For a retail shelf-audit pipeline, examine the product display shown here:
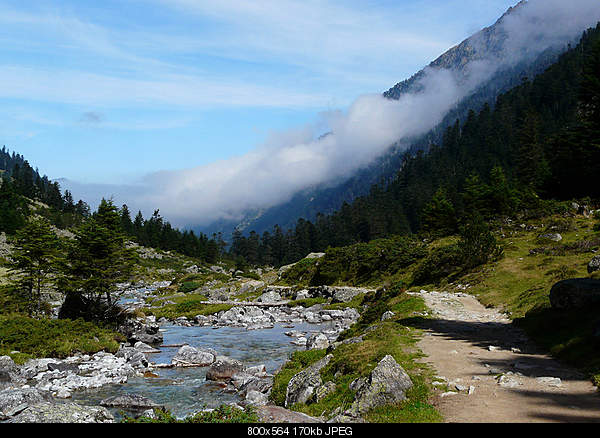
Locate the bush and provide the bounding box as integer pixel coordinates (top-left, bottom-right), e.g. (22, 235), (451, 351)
(412, 244), (463, 285)
(304, 236), (427, 286)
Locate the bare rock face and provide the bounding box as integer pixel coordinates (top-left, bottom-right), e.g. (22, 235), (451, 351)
(348, 355), (413, 416)
(0, 388), (49, 420)
(0, 356), (26, 389)
(549, 278), (600, 309)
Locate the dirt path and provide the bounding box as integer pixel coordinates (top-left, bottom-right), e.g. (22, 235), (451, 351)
(408, 290), (600, 423)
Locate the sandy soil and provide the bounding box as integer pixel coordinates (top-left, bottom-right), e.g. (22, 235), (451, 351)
(409, 290), (600, 423)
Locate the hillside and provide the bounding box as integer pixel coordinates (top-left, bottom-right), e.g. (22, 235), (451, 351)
(227, 22), (600, 268)
(200, 0), (587, 240)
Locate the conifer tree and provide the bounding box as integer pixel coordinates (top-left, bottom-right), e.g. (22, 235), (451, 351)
(59, 199), (137, 318)
(7, 218), (61, 316)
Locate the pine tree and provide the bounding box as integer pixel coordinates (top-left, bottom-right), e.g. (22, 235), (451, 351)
(420, 188), (457, 237)
(59, 199), (137, 319)
(7, 218), (61, 316)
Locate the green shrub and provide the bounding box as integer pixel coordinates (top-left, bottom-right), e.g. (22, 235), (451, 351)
(412, 244), (463, 286)
(297, 236), (426, 286)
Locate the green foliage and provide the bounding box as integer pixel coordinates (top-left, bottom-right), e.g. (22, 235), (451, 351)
(6, 218), (61, 316)
(0, 316), (122, 362)
(0, 177), (29, 234)
(412, 244), (463, 286)
(457, 213), (504, 270)
(420, 188), (457, 237)
(122, 405), (258, 423)
(146, 300), (231, 320)
(58, 199), (137, 313)
(283, 236), (426, 286)
(177, 281), (202, 293)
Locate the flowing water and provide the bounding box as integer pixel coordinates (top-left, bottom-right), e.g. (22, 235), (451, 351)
(71, 321), (330, 419)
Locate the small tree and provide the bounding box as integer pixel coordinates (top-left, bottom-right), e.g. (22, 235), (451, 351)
(7, 218), (61, 316)
(458, 213), (503, 270)
(420, 188), (458, 237)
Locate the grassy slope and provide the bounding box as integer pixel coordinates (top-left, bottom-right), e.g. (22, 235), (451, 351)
(270, 212), (600, 421)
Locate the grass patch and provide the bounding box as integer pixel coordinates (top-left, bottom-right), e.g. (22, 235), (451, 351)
(0, 316), (123, 364)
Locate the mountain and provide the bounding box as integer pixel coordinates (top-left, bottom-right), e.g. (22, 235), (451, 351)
(197, 0), (598, 240)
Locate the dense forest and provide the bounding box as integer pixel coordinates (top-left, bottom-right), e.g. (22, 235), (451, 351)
(229, 24), (600, 267)
(0, 148), (222, 263)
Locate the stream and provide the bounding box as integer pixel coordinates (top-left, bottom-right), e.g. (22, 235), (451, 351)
(70, 321), (332, 419)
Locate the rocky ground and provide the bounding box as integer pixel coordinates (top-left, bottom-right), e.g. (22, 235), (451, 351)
(411, 290), (600, 423)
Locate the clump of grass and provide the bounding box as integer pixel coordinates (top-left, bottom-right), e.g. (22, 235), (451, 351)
(0, 316), (123, 363)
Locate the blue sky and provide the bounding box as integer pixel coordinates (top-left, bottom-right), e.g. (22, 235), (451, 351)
(0, 0), (519, 185)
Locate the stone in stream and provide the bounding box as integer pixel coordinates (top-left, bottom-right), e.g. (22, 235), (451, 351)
(171, 345), (216, 367)
(100, 394), (163, 410)
(205, 357), (245, 381)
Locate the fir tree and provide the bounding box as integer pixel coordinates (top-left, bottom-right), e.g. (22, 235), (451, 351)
(7, 218), (61, 316)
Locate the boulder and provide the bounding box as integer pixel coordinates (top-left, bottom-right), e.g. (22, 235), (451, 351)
(100, 394), (162, 411)
(206, 357), (245, 381)
(549, 278), (600, 309)
(256, 291), (283, 303)
(255, 405), (322, 423)
(0, 356), (26, 389)
(588, 256), (600, 274)
(349, 355), (413, 416)
(285, 354), (333, 407)
(172, 345), (216, 367)
(8, 401), (114, 423)
(538, 233), (562, 242)
(306, 333), (330, 350)
(0, 388), (48, 420)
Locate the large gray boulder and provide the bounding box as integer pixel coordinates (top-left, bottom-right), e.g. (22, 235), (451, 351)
(8, 401), (114, 423)
(549, 278), (600, 309)
(205, 357), (245, 381)
(348, 355), (413, 416)
(0, 388), (48, 420)
(0, 356), (26, 389)
(285, 354), (333, 407)
(306, 333), (330, 350)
